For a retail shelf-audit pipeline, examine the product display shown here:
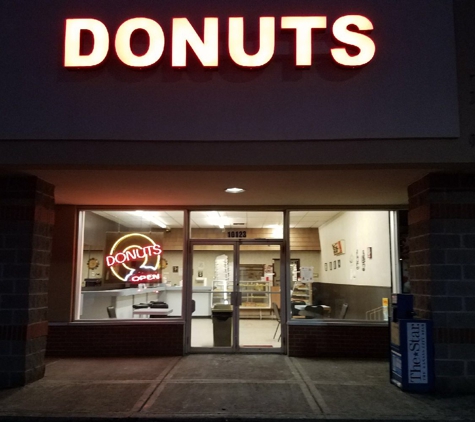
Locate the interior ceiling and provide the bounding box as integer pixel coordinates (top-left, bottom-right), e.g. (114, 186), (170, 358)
(27, 168), (432, 208)
(92, 210), (342, 229)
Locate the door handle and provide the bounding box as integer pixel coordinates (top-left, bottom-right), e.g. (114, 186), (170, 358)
(231, 291), (242, 306)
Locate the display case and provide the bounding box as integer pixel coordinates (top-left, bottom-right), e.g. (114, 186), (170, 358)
(240, 281), (271, 309)
(274, 258), (299, 288)
(212, 280), (233, 306)
(291, 282), (312, 304)
(239, 264), (265, 282)
(213, 254), (233, 306)
(239, 264), (272, 318)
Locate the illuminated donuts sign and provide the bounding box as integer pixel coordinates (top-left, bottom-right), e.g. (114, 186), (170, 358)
(106, 233), (162, 283)
(64, 15), (375, 69)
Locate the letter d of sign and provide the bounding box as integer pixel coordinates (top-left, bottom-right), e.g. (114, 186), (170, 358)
(64, 19), (109, 67)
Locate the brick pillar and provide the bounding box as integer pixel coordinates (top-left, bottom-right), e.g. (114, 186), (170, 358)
(408, 173), (475, 393)
(0, 175), (54, 388)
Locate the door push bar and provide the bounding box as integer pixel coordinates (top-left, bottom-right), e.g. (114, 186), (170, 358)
(230, 291), (242, 307)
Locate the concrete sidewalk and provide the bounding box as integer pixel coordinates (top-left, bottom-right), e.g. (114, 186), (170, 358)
(0, 355), (474, 421)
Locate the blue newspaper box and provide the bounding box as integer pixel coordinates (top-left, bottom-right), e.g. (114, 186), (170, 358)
(390, 295), (434, 393)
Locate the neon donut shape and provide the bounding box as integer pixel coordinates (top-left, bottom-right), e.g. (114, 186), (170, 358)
(109, 233), (161, 282)
(122, 244), (146, 271)
(117, 244), (158, 281)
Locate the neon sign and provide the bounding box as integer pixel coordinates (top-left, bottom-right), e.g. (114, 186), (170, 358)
(106, 244), (162, 267)
(106, 233), (162, 283)
(64, 15), (375, 69)
(130, 273), (162, 283)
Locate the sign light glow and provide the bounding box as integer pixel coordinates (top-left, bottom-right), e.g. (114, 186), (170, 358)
(64, 15), (375, 69)
(331, 15), (376, 67)
(64, 18), (109, 67)
(115, 18), (165, 68)
(106, 244), (162, 266)
(281, 16), (327, 67)
(172, 17), (219, 67)
(130, 273), (162, 283)
(106, 233), (162, 282)
(228, 17), (275, 68)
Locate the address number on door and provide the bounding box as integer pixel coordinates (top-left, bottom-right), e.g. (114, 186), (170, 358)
(227, 231), (247, 238)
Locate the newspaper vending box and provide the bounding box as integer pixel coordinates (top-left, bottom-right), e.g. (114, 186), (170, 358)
(390, 294), (434, 393)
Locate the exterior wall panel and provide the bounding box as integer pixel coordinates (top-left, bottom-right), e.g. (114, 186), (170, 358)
(408, 173), (475, 393)
(0, 175), (55, 388)
(46, 323), (185, 357)
(0, 0), (458, 142)
(288, 324), (389, 358)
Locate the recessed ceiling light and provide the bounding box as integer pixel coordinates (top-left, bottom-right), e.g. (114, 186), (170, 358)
(225, 187), (245, 193)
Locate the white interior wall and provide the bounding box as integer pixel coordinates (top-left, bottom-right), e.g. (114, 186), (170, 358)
(192, 250), (234, 286)
(291, 251), (322, 281)
(318, 211), (391, 287)
(161, 250), (185, 285)
(81, 250), (104, 283)
(191, 250), (278, 284)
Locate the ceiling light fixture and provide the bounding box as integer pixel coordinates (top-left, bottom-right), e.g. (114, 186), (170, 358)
(225, 187), (245, 193)
(266, 224), (283, 238)
(207, 211), (229, 229)
(129, 211), (168, 229)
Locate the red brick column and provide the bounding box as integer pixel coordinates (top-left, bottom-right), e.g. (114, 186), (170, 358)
(408, 173), (475, 393)
(0, 175), (54, 388)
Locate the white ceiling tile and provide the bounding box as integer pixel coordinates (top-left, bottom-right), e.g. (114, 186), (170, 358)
(92, 210), (342, 230)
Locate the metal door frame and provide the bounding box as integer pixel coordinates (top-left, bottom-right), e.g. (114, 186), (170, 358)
(185, 238), (287, 353)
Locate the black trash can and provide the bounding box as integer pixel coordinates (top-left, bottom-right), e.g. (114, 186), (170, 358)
(212, 304), (233, 347)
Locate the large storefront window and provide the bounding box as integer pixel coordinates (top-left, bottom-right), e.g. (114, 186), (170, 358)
(289, 211), (393, 321)
(76, 210), (184, 320)
(75, 209), (395, 325)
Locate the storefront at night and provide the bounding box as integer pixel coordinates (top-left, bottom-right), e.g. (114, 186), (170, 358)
(1, 0), (474, 392)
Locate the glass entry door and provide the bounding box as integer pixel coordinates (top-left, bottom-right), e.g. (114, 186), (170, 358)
(187, 240), (284, 352)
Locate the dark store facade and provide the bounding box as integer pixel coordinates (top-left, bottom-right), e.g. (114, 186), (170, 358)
(1, 0), (474, 393)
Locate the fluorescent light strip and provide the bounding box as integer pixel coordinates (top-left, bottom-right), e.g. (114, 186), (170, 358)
(128, 211), (167, 229)
(207, 211), (228, 229)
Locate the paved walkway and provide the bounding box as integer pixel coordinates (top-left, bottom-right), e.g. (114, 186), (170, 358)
(0, 355), (474, 421)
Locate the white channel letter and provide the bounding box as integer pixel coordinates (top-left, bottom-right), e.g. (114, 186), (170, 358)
(115, 18), (165, 68)
(229, 17), (275, 68)
(331, 15), (376, 67)
(172, 17), (219, 67)
(64, 19), (109, 67)
(281, 16), (327, 67)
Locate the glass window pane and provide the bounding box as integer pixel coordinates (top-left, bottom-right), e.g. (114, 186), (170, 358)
(191, 244), (234, 348)
(77, 210), (184, 320)
(239, 246), (282, 349)
(289, 210), (392, 321)
(190, 211), (283, 239)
